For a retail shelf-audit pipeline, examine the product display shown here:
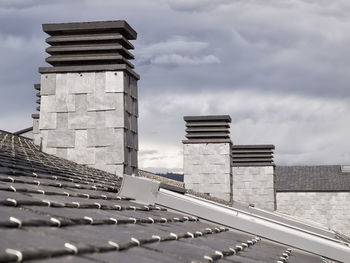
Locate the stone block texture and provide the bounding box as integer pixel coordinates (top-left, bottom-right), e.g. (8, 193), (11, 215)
(32, 117), (40, 145)
(276, 192), (350, 236)
(184, 143), (232, 201)
(38, 71), (138, 176)
(232, 166), (275, 210)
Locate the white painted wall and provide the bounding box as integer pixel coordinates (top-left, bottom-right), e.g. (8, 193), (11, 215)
(183, 143), (232, 201)
(232, 166), (275, 210)
(277, 192), (350, 236)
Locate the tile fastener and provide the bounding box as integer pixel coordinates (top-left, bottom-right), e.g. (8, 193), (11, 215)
(170, 233), (178, 240)
(108, 241), (120, 250)
(109, 217), (118, 224)
(131, 237), (140, 246)
(152, 235), (161, 242)
(9, 217), (22, 228)
(65, 243), (78, 255)
(215, 251), (224, 258)
(203, 255), (213, 262)
(5, 248), (23, 262)
(50, 217), (61, 227)
(84, 216), (94, 224)
(129, 217), (137, 224)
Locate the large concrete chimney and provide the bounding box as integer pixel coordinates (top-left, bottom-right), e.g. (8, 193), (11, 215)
(36, 21), (139, 176)
(231, 145), (275, 210)
(183, 115), (233, 201)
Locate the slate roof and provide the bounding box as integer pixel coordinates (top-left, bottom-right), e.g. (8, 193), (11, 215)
(275, 165), (350, 192)
(0, 130), (326, 262)
(12, 127), (33, 137)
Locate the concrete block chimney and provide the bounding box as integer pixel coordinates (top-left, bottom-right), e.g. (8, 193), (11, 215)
(232, 145), (275, 210)
(183, 115), (233, 201)
(36, 21), (139, 176)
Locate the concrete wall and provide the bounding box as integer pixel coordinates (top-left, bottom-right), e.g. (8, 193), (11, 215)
(232, 166), (275, 210)
(38, 71), (138, 176)
(276, 192), (350, 236)
(183, 143), (232, 201)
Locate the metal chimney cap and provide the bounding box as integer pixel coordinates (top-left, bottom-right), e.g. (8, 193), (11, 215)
(42, 20), (137, 40)
(184, 115), (232, 122)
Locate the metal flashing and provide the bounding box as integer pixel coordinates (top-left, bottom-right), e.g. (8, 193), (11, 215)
(159, 182), (186, 194)
(119, 175), (160, 205)
(120, 175), (350, 262)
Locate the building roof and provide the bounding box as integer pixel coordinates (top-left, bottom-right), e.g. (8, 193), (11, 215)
(275, 165), (350, 192)
(12, 127), (33, 136)
(0, 130), (330, 262)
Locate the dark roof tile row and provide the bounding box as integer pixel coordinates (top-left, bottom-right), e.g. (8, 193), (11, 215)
(0, 130), (324, 262)
(275, 165), (350, 192)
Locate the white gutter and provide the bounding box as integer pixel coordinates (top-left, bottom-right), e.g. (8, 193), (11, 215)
(232, 200), (335, 239)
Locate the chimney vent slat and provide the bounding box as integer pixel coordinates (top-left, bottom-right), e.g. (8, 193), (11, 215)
(46, 33), (134, 49)
(34, 84), (41, 91)
(183, 115), (231, 143)
(46, 44), (134, 59)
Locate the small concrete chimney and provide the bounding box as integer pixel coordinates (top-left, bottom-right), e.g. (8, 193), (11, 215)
(35, 20), (139, 176)
(183, 115), (233, 201)
(232, 145), (275, 210)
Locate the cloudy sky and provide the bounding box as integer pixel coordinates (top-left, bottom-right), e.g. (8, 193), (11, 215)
(0, 0), (349, 173)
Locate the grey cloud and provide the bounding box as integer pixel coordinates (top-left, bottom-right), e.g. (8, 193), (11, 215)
(138, 149), (158, 156)
(139, 90), (350, 170)
(136, 36), (219, 66)
(151, 54), (220, 65)
(0, 0), (349, 171)
(167, 0), (232, 12)
(0, 0), (55, 9)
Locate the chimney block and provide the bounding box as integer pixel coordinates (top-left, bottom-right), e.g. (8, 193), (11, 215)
(183, 115), (233, 202)
(231, 145), (275, 210)
(36, 20), (139, 176)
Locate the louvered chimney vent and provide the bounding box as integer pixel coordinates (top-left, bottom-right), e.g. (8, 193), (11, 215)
(183, 115), (231, 143)
(232, 145), (275, 167)
(39, 20), (139, 79)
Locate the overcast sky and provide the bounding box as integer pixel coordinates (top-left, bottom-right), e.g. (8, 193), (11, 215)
(0, 0), (349, 173)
